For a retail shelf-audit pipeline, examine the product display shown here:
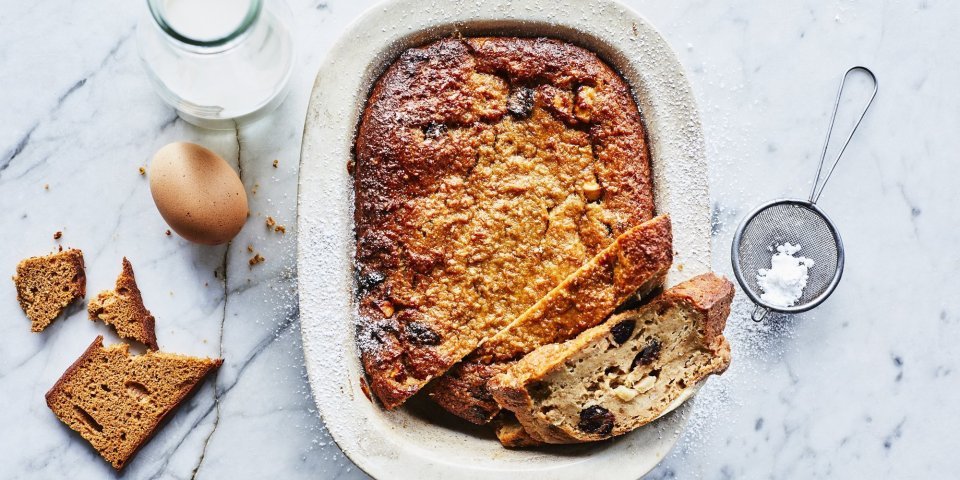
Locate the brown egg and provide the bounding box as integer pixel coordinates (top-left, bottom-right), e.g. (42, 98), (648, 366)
(149, 142), (248, 245)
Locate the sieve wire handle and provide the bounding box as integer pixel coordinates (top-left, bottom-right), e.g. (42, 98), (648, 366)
(808, 66), (878, 204)
(752, 305), (769, 322)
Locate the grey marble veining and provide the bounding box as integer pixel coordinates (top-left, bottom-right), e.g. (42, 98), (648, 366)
(1, 0), (957, 478)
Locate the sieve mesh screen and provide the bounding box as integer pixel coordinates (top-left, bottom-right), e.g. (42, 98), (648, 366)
(734, 201), (840, 306)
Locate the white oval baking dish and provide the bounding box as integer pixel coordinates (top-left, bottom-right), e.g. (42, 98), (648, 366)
(297, 0), (710, 478)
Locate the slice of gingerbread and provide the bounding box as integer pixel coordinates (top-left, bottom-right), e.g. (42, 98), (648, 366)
(13, 248), (86, 332)
(46, 336), (222, 470)
(88, 258), (158, 350)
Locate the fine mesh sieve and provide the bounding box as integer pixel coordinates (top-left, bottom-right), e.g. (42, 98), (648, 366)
(732, 66), (877, 322)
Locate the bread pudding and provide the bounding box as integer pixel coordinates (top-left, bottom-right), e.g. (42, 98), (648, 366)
(353, 37), (655, 408)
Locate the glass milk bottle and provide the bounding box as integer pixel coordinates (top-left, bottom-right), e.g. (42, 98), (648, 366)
(137, 0), (295, 129)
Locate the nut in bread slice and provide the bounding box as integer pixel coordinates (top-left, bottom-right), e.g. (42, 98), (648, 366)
(428, 215), (673, 424)
(488, 273), (733, 444)
(13, 248), (86, 332)
(88, 258), (158, 350)
(45, 336), (222, 470)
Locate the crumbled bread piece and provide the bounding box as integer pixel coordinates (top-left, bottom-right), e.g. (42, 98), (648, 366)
(44, 184), (50, 190)
(165, 230), (171, 236)
(46, 336), (221, 470)
(249, 253), (265, 266)
(53, 231), (62, 240)
(272, 159), (278, 168)
(88, 258), (159, 350)
(139, 167), (146, 176)
(264, 216), (286, 234)
(246, 244), (254, 253)
(13, 249), (86, 332)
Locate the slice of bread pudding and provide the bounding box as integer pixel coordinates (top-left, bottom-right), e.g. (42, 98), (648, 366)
(489, 274), (732, 444)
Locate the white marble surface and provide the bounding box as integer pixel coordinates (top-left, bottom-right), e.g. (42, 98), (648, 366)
(0, 0), (956, 478)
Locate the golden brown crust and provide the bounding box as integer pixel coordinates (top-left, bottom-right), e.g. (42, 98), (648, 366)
(428, 215), (672, 424)
(425, 361), (510, 425)
(667, 272), (735, 350)
(354, 37), (654, 408)
(493, 413), (542, 448)
(488, 273), (734, 444)
(13, 249), (86, 332)
(45, 336), (221, 470)
(480, 215), (673, 362)
(88, 258), (159, 350)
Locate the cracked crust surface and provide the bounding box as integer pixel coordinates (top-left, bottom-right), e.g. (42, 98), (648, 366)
(488, 273), (733, 444)
(354, 37), (654, 408)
